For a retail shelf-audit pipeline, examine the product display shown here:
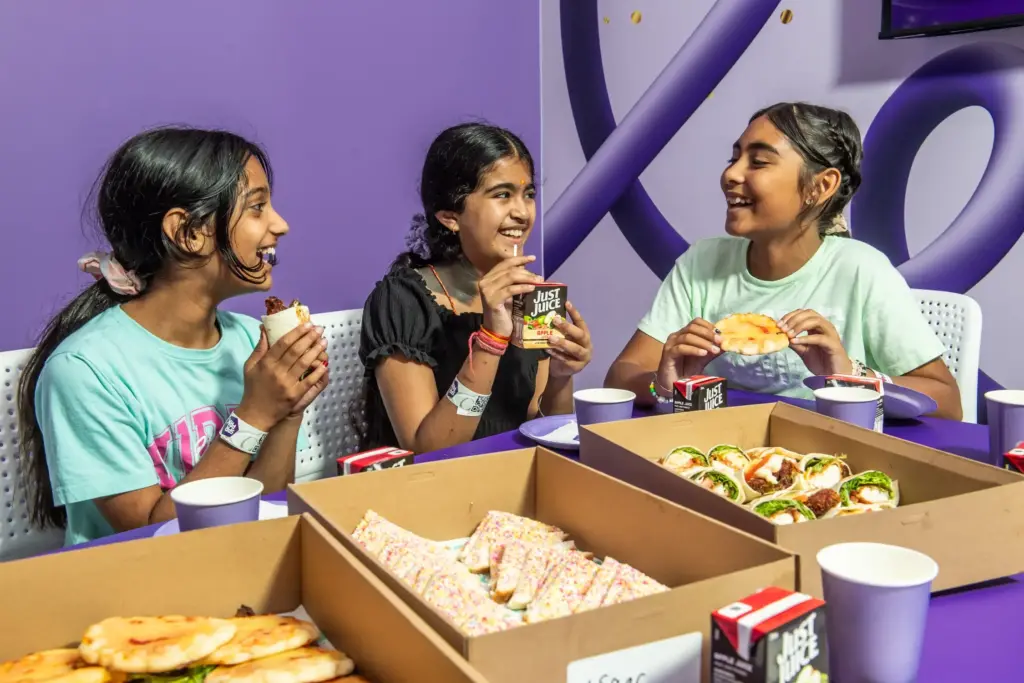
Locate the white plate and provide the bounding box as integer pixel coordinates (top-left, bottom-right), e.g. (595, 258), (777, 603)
(154, 500), (288, 537)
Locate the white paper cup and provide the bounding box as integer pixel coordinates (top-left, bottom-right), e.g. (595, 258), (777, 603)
(261, 305), (311, 346)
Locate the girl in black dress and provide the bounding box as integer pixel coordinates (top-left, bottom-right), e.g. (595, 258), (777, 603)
(359, 123), (593, 452)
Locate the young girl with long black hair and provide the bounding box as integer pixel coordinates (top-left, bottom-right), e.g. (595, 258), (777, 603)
(20, 127), (329, 545)
(359, 123), (594, 452)
(606, 102), (962, 419)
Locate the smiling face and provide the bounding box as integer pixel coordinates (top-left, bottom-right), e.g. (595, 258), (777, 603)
(219, 156), (290, 294)
(720, 116), (811, 239)
(442, 156), (536, 272)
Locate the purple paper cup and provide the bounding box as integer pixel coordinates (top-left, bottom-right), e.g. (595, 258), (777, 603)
(985, 390), (1024, 468)
(170, 477), (264, 532)
(813, 387), (880, 430)
(573, 388), (636, 426)
(817, 542), (938, 683)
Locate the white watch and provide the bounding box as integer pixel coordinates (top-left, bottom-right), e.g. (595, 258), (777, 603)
(219, 412), (268, 455)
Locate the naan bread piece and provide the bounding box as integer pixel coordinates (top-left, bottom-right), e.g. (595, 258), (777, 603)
(79, 616), (236, 673)
(715, 313), (789, 356)
(0, 649), (115, 683)
(199, 616), (320, 666)
(206, 648), (353, 683)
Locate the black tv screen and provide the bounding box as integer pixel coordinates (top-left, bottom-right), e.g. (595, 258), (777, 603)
(881, 0), (1024, 38)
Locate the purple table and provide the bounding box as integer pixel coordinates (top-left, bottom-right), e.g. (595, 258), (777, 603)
(58, 390), (1014, 681)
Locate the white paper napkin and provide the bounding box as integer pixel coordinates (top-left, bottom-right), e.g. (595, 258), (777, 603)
(542, 421), (579, 443)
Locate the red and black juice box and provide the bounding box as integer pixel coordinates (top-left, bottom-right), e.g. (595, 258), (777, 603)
(822, 374), (884, 433)
(337, 447), (414, 476)
(511, 283), (567, 350)
(673, 376), (727, 413)
(711, 587), (828, 683)
(1004, 441), (1024, 473)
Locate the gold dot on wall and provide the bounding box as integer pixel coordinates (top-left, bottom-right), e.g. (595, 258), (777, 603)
(603, 16), (610, 24)
(780, 9), (794, 24)
(630, 10), (642, 24)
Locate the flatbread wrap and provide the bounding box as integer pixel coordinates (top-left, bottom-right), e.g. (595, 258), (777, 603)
(262, 297), (311, 346)
(780, 487), (842, 518)
(688, 467), (745, 503)
(714, 313), (789, 356)
(707, 444), (750, 472)
(836, 470), (899, 507)
(799, 453), (852, 490)
(748, 497), (815, 525)
(661, 446), (709, 474)
(741, 449), (802, 499)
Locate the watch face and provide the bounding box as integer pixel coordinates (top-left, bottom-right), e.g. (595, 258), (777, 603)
(223, 414), (240, 436)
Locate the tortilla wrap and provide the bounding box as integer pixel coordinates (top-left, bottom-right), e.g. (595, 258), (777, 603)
(741, 451), (802, 500)
(661, 446), (708, 474)
(836, 470), (900, 508)
(799, 453), (853, 490)
(687, 467), (745, 504)
(748, 497), (815, 525)
(262, 305), (312, 346)
(822, 503), (891, 519)
(707, 444), (750, 473)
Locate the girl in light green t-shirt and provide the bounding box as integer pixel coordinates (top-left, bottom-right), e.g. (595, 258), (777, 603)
(607, 102), (961, 421)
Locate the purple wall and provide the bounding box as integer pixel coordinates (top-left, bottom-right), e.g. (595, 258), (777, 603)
(0, 1), (540, 351)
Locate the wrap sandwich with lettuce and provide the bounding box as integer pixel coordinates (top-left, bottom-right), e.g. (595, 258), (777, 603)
(688, 467), (746, 504)
(799, 454), (852, 490)
(779, 487), (841, 519)
(660, 446), (708, 474)
(740, 448), (803, 499)
(748, 497), (816, 526)
(707, 444), (750, 473)
(836, 470), (899, 508)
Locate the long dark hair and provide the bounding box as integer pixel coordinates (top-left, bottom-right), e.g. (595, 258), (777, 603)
(391, 122), (534, 271)
(752, 102), (863, 237)
(20, 127), (273, 529)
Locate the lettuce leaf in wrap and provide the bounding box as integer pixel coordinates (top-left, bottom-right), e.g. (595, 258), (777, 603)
(837, 470), (899, 507)
(661, 446), (708, 473)
(688, 467), (745, 503)
(707, 444), (749, 471)
(749, 497), (815, 524)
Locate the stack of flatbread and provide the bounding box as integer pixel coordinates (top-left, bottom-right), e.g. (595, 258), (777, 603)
(0, 613), (368, 683)
(352, 509), (669, 636)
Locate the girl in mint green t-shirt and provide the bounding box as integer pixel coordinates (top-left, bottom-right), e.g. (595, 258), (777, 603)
(19, 128), (330, 546)
(607, 102), (962, 421)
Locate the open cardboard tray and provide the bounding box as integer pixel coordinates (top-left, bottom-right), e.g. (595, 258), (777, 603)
(0, 514), (488, 683)
(287, 446), (796, 683)
(580, 402), (1024, 596)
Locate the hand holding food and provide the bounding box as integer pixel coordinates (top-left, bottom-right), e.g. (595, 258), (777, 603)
(657, 318), (722, 389)
(714, 313), (789, 356)
(262, 297), (311, 347)
(238, 323), (329, 430)
(478, 255), (543, 338)
(780, 308), (854, 375)
(546, 301), (593, 378)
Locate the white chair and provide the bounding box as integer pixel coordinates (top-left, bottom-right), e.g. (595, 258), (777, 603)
(0, 348), (64, 561)
(914, 289), (983, 423)
(297, 309), (367, 482)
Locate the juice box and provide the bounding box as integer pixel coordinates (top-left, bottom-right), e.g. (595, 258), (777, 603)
(511, 283), (567, 349)
(673, 376), (727, 412)
(337, 447), (415, 476)
(711, 586), (828, 683)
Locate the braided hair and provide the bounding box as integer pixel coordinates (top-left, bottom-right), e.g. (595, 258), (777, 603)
(751, 103), (863, 237)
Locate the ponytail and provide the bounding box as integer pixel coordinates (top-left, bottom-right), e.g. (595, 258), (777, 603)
(389, 213), (461, 272)
(19, 281), (129, 528)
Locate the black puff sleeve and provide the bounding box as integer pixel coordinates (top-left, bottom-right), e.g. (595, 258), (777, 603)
(359, 268), (442, 371)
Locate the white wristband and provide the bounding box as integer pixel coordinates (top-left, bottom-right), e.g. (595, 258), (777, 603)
(219, 411), (268, 455)
(446, 377), (490, 417)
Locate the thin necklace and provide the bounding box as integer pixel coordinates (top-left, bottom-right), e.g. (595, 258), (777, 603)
(427, 264), (458, 314)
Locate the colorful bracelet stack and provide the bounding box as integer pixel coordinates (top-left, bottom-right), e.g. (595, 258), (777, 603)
(468, 327), (509, 368)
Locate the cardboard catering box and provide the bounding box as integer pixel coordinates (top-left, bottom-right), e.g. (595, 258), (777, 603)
(288, 446), (797, 683)
(580, 402), (1024, 596)
(0, 514), (488, 683)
